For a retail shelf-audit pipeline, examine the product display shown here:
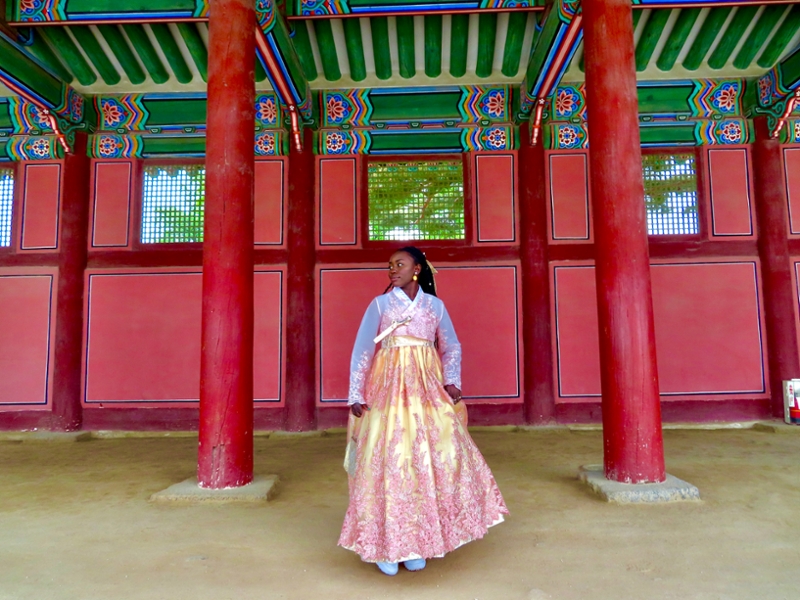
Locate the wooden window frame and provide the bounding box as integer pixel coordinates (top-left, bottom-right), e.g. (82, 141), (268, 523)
(641, 146), (706, 242)
(360, 153), (475, 250)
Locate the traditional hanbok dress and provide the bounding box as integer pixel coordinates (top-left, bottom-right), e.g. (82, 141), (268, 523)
(338, 286), (508, 564)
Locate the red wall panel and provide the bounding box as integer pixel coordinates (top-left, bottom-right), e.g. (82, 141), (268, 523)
(253, 271), (283, 401)
(553, 261), (766, 401)
(20, 163), (61, 250)
(0, 271), (56, 408)
(84, 269), (283, 405)
(318, 157), (357, 246)
(318, 264), (521, 403)
(254, 159), (285, 245)
(436, 266), (521, 399)
(91, 161), (132, 248)
(319, 268), (387, 402)
(707, 148), (753, 236)
(474, 154), (516, 242)
(785, 148), (800, 235)
(548, 153), (590, 241)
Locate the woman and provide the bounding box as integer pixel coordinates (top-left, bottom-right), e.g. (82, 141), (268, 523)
(338, 246), (508, 576)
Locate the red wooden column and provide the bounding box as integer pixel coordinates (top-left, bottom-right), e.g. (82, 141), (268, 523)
(51, 132), (90, 431)
(198, 0), (255, 488)
(285, 128), (317, 431)
(519, 126), (555, 424)
(583, 0), (665, 483)
(752, 116), (800, 417)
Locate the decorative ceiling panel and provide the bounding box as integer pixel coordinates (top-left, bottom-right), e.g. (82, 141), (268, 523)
(564, 5), (800, 82)
(292, 12), (539, 87)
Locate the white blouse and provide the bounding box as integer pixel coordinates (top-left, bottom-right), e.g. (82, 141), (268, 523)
(347, 287), (462, 405)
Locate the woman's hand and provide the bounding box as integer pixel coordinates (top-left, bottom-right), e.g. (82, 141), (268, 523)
(444, 385), (462, 404)
(350, 402), (368, 417)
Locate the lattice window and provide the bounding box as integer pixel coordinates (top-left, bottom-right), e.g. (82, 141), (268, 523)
(643, 153), (698, 236)
(368, 160), (465, 241)
(0, 168), (14, 248)
(141, 165), (206, 243)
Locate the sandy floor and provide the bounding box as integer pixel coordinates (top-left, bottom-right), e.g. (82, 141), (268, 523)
(1, 426), (799, 600)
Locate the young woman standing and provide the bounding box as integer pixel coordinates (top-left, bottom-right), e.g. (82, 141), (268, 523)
(338, 246), (508, 575)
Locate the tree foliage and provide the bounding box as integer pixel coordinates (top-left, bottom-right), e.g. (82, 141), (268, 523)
(368, 160), (465, 241)
(642, 153), (697, 215)
(142, 166), (206, 243)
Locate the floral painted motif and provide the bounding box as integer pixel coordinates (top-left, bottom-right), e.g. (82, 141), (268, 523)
(480, 90), (505, 119)
(97, 136), (123, 158)
(68, 91), (84, 123)
(794, 121), (800, 143)
(326, 94), (351, 124)
(555, 88), (577, 118)
(101, 100), (126, 128)
(484, 127), (507, 150)
(30, 138), (51, 157)
(557, 125), (581, 148)
(30, 106), (51, 129)
(758, 74), (775, 107)
(256, 95), (278, 126)
(17, 0), (63, 21)
(325, 131), (348, 154)
(300, 0), (347, 16)
(719, 121), (743, 144)
(711, 83), (738, 113)
(255, 131), (276, 156)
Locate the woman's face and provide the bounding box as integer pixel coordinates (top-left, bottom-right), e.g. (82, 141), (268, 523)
(388, 251), (420, 289)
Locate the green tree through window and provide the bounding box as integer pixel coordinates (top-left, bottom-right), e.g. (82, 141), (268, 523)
(368, 160), (465, 241)
(141, 165), (206, 243)
(0, 168), (14, 248)
(642, 153), (698, 235)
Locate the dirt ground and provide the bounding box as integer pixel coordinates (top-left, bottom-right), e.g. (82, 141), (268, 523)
(1, 426), (798, 600)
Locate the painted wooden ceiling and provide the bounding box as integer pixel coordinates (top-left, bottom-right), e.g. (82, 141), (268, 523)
(1, 1), (800, 158)
(2, 4), (798, 94)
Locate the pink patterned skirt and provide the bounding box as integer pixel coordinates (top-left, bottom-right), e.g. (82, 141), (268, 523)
(338, 337), (508, 563)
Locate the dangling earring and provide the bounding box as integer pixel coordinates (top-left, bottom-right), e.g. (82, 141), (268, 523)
(413, 274), (418, 281)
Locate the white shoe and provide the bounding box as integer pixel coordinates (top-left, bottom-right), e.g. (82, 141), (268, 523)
(404, 558), (426, 571)
(377, 562), (398, 576)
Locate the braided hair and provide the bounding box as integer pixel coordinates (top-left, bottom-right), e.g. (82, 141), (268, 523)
(384, 246), (438, 297)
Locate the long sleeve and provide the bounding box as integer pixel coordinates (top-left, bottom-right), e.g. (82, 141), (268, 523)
(437, 304), (462, 389)
(348, 298), (382, 405)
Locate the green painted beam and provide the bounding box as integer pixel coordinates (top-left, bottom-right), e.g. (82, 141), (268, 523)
(122, 24), (169, 84)
(371, 17), (392, 80)
(733, 5), (786, 69)
(0, 34), (65, 107)
(476, 13), (497, 78)
(176, 23), (207, 82)
(98, 25), (146, 84)
(290, 22), (318, 81)
(682, 7), (732, 71)
(636, 9), (671, 72)
(424, 15), (442, 78)
(758, 6), (800, 69)
(342, 17), (367, 82)
(396, 15), (415, 79)
(70, 26), (120, 85)
(150, 23), (193, 83)
(370, 90), (462, 120)
(501, 12), (528, 77)
(707, 6), (759, 69)
(656, 8), (700, 71)
(26, 31), (74, 83)
(449, 14), (469, 78)
(38, 26), (97, 86)
(370, 131), (462, 153)
(313, 20), (341, 81)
